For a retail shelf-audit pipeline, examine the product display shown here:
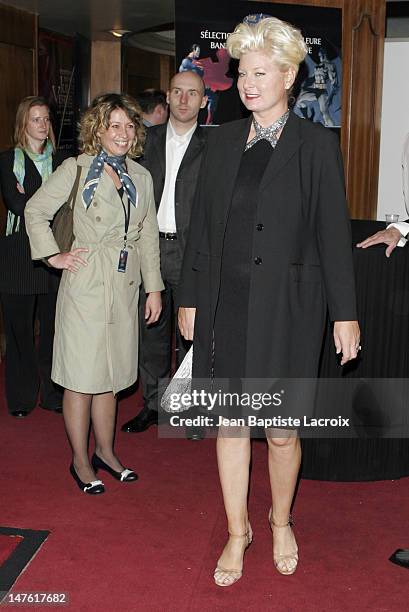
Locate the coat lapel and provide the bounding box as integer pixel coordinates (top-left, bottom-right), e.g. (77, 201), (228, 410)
(259, 112), (303, 192)
(216, 117), (252, 224)
(150, 124), (167, 178)
(179, 126), (205, 170)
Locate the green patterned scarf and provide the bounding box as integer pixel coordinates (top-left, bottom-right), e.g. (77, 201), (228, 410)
(7, 140), (53, 235)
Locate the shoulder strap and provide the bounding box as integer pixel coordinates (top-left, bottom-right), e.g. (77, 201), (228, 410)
(67, 162), (82, 210)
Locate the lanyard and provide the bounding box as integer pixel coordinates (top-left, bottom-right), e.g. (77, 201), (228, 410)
(121, 196), (131, 248)
(117, 191), (130, 273)
(113, 160), (131, 248)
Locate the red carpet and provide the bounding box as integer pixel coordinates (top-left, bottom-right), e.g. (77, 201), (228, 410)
(1, 360), (409, 610)
(0, 536), (21, 566)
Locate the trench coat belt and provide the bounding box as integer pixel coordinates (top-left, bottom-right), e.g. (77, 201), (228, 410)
(83, 239), (138, 326)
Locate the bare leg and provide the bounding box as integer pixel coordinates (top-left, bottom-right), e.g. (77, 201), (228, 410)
(266, 429), (301, 573)
(214, 426), (251, 585)
(91, 392), (124, 472)
(63, 389), (95, 482)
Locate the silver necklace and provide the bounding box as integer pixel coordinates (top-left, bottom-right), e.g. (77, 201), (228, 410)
(245, 110), (290, 151)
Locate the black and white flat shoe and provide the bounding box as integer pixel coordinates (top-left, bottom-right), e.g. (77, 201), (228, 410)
(69, 463), (105, 494)
(91, 453), (138, 482)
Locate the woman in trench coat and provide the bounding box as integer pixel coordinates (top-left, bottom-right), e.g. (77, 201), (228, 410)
(178, 17), (360, 585)
(25, 93), (163, 494)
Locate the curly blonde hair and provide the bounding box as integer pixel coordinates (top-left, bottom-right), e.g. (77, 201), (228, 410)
(227, 16), (307, 74)
(79, 93), (145, 158)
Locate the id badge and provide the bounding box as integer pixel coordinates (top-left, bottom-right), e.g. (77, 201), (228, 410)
(117, 249), (128, 273)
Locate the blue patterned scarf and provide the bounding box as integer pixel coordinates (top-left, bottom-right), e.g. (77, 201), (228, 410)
(82, 150), (137, 210)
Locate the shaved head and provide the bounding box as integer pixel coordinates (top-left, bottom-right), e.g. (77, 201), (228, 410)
(170, 71), (205, 97)
(167, 71), (208, 131)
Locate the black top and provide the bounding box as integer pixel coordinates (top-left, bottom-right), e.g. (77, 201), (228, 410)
(0, 149), (66, 294)
(213, 140), (273, 379)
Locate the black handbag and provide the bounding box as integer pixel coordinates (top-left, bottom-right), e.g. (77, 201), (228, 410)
(52, 164), (82, 252)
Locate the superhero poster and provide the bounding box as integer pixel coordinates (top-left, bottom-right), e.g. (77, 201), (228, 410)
(175, 0), (342, 128)
(38, 30), (76, 153)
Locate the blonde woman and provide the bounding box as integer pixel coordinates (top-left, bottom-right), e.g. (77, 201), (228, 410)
(0, 96), (64, 417)
(178, 17), (360, 585)
(25, 93), (163, 494)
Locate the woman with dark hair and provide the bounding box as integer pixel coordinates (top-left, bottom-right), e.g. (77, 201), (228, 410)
(0, 96), (64, 417)
(25, 93), (163, 494)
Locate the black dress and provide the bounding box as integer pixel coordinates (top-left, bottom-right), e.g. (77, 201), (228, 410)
(212, 139), (313, 425)
(178, 113), (357, 427)
(214, 139), (273, 380)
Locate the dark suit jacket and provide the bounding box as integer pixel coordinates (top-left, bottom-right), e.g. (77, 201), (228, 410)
(0, 149), (65, 294)
(138, 122), (207, 263)
(178, 112), (358, 380)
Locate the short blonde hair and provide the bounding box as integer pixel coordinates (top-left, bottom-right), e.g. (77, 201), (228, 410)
(79, 93), (145, 158)
(14, 96), (56, 152)
(227, 16), (307, 74)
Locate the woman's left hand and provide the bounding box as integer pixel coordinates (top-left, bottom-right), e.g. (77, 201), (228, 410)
(333, 321), (361, 365)
(145, 291), (162, 325)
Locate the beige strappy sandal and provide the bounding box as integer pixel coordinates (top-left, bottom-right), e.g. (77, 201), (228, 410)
(268, 509), (298, 575)
(214, 526), (253, 587)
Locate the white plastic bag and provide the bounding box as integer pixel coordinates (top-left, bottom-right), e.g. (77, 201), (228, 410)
(160, 347), (193, 413)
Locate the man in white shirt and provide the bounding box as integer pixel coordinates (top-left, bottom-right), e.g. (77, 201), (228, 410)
(122, 71), (208, 437)
(356, 138), (409, 570)
(357, 135), (409, 255)
(356, 221), (409, 256)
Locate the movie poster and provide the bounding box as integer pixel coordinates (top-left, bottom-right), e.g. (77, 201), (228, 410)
(38, 31), (76, 153)
(175, 0), (342, 128)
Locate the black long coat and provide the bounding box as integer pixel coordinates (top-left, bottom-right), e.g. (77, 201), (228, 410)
(0, 149), (65, 294)
(178, 112), (357, 381)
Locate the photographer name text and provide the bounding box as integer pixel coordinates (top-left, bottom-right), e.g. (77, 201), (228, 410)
(168, 415), (350, 428)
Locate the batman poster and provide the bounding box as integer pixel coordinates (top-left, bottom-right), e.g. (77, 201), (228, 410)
(175, 0), (342, 128)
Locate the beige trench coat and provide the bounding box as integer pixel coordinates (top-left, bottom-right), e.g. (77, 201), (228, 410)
(25, 154), (164, 394)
